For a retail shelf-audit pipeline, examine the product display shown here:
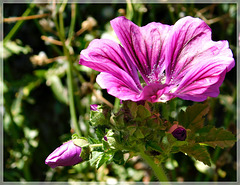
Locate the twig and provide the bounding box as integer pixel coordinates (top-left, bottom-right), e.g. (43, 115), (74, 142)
(195, 10), (228, 25)
(3, 13), (50, 23)
(41, 35), (63, 46)
(92, 89), (113, 108)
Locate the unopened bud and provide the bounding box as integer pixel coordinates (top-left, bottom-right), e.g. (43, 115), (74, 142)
(81, 17), (97, 31)
(45, 140), (83, 168)
(90, 104), (99, 111)
(168, 124), (186, 141)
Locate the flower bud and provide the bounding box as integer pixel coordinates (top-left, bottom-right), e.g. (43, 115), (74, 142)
(103, 136), (108, 141)
(81, 17), (97, 31)
(45, 140), (83, 168)
(168, 124), (186, 141)
(90, 104), (99, 111)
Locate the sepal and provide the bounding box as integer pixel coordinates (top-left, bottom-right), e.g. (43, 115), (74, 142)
(72, 137), (90, 161)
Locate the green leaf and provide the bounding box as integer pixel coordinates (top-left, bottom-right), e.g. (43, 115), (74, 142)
(90, 110), (108, 126)
(95, 127), (105, 140)
(180, 144), (211, 166)
(126, 101), (138, 118)
(134, 128), (144, 139)
(1, 40), (32, 59)
(196, 126), (236, 149)
(178, 103), (209, 132)
(146, 141), (164, 153)
(137, 105), (151, 120)
(90, 150), (114, 169)
(127, 125), (137, 136)
(113, 150), (125, 165)
(103, 139), (110, 150)
(89, 151), (104, 166)
(96, 151), (114, 169)
(46, 75), (68, 104)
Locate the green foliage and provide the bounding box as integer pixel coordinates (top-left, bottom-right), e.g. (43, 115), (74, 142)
(1, 40), (32, 59)
(46, 75), (68, 104)
(180, 144), (211, 166)
(178, 103), (209, 133)
(90, 106), (110, 126)
(86, 102), (235, 171)
(195, 126), (236, 149)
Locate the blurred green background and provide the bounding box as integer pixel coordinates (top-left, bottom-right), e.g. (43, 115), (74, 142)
(2, 2), (237, 182)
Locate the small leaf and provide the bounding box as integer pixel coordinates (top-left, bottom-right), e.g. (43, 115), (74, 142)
(127, 125), (137, 136)
(137, 105), (151, 120)
(103, 139), (110, 150)
(146, 141), (164, 153)
(95, 127), (105, 140)
(134, 128), (144, 139)
(196, 126), (236, 149)
(126, 101), (138, 118)
(90, 110), (109, 126)
(180, 144), (211, 166)
(1, 40), (32, 59)
(96, 151), (114, 169)
(89, 151), (104, 166)
(113, 150), (125, 165)
(46, 75), (68, 104)
(178, 103), (209, 132)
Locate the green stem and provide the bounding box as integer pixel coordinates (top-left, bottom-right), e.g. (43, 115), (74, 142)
(68, 3), (77, 42)
(53, 5), (81, 137)
(66, 59), (81, 136)
(4, 3), (35, 43)
(139, 148), (170, 184)
(90, 144), (103, 148)
(90, 144), (103, 151)
(113, 98), (120, 113)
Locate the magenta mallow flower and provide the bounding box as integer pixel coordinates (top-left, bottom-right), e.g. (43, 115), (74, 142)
(80, 16), (234, 103)
(45, 140), (83, 168)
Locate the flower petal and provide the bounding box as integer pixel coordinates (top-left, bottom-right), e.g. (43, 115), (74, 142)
(80, 39), (141, 89)
(111, 16), (171, 84)
(165, 16), (212, 83)
(164, 16), (235, 101)
(172, 59), (229, 101)
(96, 72), (141, 101)
(138, 83), (174, 102)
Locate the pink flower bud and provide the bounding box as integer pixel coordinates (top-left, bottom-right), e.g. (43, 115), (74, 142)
(168, 124), (186, 141)
(45, 140), (83, 168)
(103, 136), (108, 141)
(90, 104), (99, 111)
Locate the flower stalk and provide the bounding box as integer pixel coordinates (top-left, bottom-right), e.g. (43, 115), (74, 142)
(138, 148), (170, 183)
(53, 4), (81, 137)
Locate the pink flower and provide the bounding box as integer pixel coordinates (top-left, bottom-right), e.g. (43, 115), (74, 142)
(79, 16), (234, 102)
(45, 141), (82, 168)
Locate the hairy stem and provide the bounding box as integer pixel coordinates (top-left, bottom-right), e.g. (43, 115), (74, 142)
(139, 148), (170, 184)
